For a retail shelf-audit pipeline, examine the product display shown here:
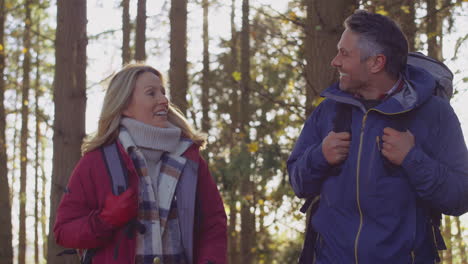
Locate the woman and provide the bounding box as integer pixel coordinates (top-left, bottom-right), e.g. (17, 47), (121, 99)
(54, 64), (227, 264)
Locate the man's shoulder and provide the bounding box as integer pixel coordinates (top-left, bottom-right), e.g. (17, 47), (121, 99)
(416, 95), (453, 116)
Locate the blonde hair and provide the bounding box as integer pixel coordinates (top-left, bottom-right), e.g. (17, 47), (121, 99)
(82, 64), (206, 154)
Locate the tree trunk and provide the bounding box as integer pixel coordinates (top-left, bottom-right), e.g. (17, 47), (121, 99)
(229, 0), (239, 132)
(135, 0), (146, 61)
(47, 0), (87, 263)
(0, 0), (13, 262)
(369, 0), (417, 51)
(201, 0), (210, 133)
(122, 0), (131, 65)
(427, 0), (443, 61)
(443, 215), (453, 264)
(455, 217), (467, 264)
(169, 0), (188, 114)
(228, 199), (239, 264)
(228, 2), (240, 263)
(397, 1), (416, 51)
(239, 1), (255, 263)
(19, 1), (32, 263)
(34, 32), (41, 264)
(41, 141), (47, 259)
(304, 0), (358, 116)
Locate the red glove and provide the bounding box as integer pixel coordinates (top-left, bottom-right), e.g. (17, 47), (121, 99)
(99, 188), (138, 228)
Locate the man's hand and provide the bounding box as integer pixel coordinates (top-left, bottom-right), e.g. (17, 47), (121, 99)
(381, 127), (415, 165)
(322, 131), (351, 165)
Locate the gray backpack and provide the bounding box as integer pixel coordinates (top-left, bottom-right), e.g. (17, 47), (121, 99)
(407, 52), (454, 101)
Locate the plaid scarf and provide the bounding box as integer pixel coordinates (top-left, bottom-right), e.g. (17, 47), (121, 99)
(119, 129), (192, 264)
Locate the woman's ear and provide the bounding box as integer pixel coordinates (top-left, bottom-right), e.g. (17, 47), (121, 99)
(122, 106), (132, 117)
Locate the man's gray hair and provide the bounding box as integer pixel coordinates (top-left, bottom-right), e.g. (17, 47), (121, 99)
(344, 10), (408, 79)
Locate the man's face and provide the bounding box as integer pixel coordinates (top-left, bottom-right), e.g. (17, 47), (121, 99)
(331, 29), (372, 94)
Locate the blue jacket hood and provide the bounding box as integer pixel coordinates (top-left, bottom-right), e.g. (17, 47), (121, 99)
(321, 64), (436, 113)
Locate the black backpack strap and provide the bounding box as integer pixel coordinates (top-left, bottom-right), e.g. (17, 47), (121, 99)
(299, 195), (321, 264)
(101, 142), (128, 195)
(333, 102), (353, 133)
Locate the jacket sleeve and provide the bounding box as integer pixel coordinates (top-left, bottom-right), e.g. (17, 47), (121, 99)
(287, 103), (332, 198)
(402, 102), (468, 216)
(195, 156), (227, 264)
(53, 155), (116, 249)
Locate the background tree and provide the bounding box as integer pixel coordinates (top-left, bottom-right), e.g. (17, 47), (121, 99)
(365, 0), (417, 51)
(47, 0), (87, 263)
(18, 1), (32, 263)
(135, 0), (146, 61)
(0, 0), (13, 262)
(239, 1), (255, 263)
(201, 0), (210, 133)
(122, 0), (131, 65)
(169, 0), (188, 114)
(304, 0), (358, 116)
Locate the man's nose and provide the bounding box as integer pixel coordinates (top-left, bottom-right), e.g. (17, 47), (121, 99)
(330, 54), (340, 68)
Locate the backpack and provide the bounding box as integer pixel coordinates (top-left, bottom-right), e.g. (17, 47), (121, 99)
(58, 142), (129, 264)
(299, 52), (453, 263)
(407, 52), (454, 100)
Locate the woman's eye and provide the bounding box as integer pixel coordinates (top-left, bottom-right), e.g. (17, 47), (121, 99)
(147, 91), (155, 96)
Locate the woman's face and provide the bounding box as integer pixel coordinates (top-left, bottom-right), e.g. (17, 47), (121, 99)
(123, 71), (169, 128)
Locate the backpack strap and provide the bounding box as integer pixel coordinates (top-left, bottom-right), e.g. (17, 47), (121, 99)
(101, 142), (128, 195)
(333, 102), (353, 133)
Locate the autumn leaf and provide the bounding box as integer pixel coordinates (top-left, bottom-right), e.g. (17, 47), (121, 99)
(247, 142), (259, 153)
(232, 71), (241, 81)
(401, 5), (410, 14)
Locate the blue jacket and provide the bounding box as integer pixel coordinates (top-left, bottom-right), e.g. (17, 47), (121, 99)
(288, 65), (468, 264)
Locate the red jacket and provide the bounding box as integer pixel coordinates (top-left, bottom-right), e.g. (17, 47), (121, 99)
(54, 142), (227, 264)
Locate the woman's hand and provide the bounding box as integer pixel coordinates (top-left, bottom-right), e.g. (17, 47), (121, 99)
(99, 188), (138, 228)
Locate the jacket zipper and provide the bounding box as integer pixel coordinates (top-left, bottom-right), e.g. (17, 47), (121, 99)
(354, 113), (368, 264)
(353, 108), (412, 264)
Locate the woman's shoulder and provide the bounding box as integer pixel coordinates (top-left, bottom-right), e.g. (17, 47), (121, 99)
(75, 147), (106, 171)
(182, 142), (203, 162)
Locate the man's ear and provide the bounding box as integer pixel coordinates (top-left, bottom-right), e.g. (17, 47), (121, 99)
(368, 54), (386, 74)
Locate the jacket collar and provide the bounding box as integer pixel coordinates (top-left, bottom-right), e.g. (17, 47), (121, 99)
(321, 65), (436, 114)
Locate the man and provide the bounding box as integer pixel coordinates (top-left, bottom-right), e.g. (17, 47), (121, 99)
(288, 10), (468, 263)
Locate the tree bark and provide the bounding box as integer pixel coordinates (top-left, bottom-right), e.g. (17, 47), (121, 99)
(369, 0), (417, 51)
(47, 0), (87, 263)
(34, 26), (42, 262)
(397, 1), (416, 51)
(228, 199), (239, 264)
(229, 0), (239, 132)
(34, 32), (39, 264)
(169, 0), (188, 114)
(427, 0), (443, 61)
(455, 217), (467, 264)
(135, 0), (146, 61)
(228, 2), (240, 263)
(443, 215), (453, 264)
(239, 1), (255, 263)
(201, 0), (210, 133)
(19, 1), (32, 263)
(304, 0), (358, 116)
(0, 0), (13, 262)
(122, 0), (131, 65)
